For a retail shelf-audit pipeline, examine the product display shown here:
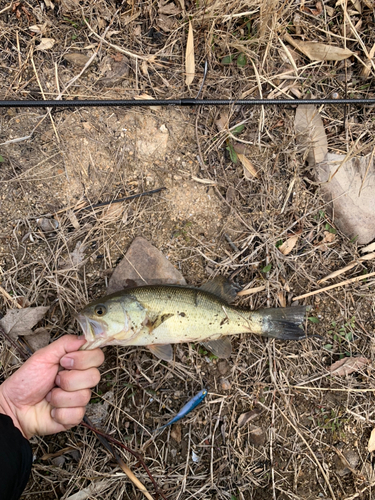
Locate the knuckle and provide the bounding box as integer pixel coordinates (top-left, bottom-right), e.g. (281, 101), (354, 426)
(89, 368), (101, 387)
(81, 388), (92, 406)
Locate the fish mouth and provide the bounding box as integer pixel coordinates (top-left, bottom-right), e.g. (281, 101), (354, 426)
(76, 314), (107, 343)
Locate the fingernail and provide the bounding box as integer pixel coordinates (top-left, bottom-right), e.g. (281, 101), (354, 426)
(61, 357), (74, 369)
(51, 408), (56, 418)
(55, 374), (61, 386)
(46, 391), (52, 402)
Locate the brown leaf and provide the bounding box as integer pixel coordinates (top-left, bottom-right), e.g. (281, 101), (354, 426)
(215, 112), (229, 132)
(279, 234), (299, 255)
(158, 0), (181, 15)
(170, 423), (182, 443)
(107, 237), (186, 294)
(322, 231), (335, 243)
(328, 356), (370, 376)
(59, 241), (86, 270)
(23, 327), (51, 351)
(368, 428), (375, 452)
(0, 306), (49, 340)
(36, 38), (55, 51)
(238, 154), (258, 179)
(248, 424), (266, 446)
(277, 290), (286, 307)
(185, 20), (195, 85)
(64, 53), (91, 66)
(285, 34), (353, 61)
(156, 14), (177, 32)
(316, 153), (375, 244)
(295, 105), (328, 166)
(238, 408), (262, 428)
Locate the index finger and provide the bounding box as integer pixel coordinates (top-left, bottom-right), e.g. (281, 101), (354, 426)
(60, 348), (104, 370)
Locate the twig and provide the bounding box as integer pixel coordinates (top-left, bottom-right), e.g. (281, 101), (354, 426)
(0, 324), (30, 361)
(317, 251), (375, 284)
(292, 271), (375, 301)
(78, 188), (167, 212)
(84, 17), (155, 62)
(81, 419), (168, 500)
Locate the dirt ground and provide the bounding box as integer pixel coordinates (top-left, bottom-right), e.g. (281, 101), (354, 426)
(1, 0), (375, 499)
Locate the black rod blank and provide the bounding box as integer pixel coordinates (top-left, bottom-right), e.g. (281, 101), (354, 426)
(0, 97), (374, 108)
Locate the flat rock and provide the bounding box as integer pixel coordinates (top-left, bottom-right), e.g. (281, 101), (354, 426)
(107, 236), (186, 294)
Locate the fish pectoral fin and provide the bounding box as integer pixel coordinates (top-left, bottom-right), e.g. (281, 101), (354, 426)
(201, 337), (232, 358)
(147, 344), (174, 362)
(200, 276), (239, 303)
(147, 313), (175, 331)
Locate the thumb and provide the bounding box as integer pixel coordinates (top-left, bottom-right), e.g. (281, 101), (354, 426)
(30, 335), (86, 365)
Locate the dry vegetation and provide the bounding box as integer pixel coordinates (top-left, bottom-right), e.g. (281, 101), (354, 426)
(1, 0), (375, 498)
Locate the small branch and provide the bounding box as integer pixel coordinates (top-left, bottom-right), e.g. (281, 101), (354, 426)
(0, 324), (30, 361)
(82, 418), (168, 500)
(293, 270), (375, 301)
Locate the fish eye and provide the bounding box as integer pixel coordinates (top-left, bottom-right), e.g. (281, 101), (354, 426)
(94, 304), (107, 316)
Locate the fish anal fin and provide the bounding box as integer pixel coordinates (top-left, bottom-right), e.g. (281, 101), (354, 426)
(201, 337), (232, 358)
(147, 344), (173, 361)
(200, 275), (239, 303)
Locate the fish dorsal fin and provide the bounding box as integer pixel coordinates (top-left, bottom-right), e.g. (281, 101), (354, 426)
(201, 337), (232, 358)
(147, 344), (173, 362)
(200, 276), (238, 303)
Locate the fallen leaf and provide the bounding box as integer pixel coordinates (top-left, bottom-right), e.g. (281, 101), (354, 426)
(37, 217), (59, 233)
(238, 153), (258, 179)
(171, 424), (182, 442)
(316, 152), (375, 244)
(322, 231), (336, 244)
(158, 0), (181, 15)
(361, 242), (375, 254)
(107, 236), (186, 294)
(295, 105), (328, 166)
(248, 424), (266, 446)
(285, 33), (353, 61)
(36, 38), (55, 51)
(29, 24), (47, 35)
(238, 408), (262, 428)
(23, 327), (50, 351)
(60, 0), (79, 14)
(59, 241), (86, 270)
(215, 112), (229, 132)
(64, 53), (91, 66)
(277, 290), (286, 307)
(134, 93), (161, 110)
(279, 234), (299, 255)
(328, 356), (370, 376)
(156, 14), (177, 32)
(185, 20), (195, 85)
(99, 55), (129, 85)
(368, 428), (375, 452)
(0, 306), (49, 340)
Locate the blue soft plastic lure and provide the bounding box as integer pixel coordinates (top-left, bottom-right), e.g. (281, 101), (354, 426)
(154, 388), (208, 433)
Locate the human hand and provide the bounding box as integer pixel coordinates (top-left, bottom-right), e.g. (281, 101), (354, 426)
(0, 335), (104, 439)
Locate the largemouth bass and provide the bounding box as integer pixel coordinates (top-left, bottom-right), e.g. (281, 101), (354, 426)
(77, 276), (307, 361)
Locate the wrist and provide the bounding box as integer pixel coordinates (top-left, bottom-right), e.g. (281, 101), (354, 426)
(0, 385), (28, 439)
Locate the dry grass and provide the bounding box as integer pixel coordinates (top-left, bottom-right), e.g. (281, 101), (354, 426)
(1, 0), (375, 498)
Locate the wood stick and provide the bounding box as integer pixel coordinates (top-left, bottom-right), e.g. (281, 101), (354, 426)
(293, 271), (375, 301)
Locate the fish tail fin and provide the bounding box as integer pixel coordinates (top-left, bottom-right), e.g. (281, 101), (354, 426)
(258, 306), (307, 340)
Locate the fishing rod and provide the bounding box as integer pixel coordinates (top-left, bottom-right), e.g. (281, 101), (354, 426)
(0, 97), (374, 108)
